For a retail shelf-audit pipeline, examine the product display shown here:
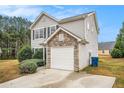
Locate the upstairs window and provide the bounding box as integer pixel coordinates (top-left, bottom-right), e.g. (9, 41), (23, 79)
(44, 28), (46, 38)
(48, 27), (50, 37)
(39, 28), (44, 38)
(35, 30), (39, 39)
(33, 25), (59, 39)
(56, 25), (59, 29)
(34, 28), (44, 39)
(50, 26), (56, 34)
(47, 25), (58, 37)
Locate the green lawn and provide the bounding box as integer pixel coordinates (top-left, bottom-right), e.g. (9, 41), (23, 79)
(0, 60), (21, 83)
(83, 55), (124, 88)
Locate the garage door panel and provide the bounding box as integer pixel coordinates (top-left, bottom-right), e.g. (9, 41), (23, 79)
(51, 47), (74, 70)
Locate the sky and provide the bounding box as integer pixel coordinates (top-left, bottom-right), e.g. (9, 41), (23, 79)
(0, 5), (123, 42)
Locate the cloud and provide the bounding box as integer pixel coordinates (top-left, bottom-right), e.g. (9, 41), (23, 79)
(0, 5), (43, 21)
(4, 7), (40, 17)
(52, 5), (64, 10)
(0, 5), (93, 21)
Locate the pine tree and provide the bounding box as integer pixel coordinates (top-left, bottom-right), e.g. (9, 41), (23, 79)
(111, 22), (124, 57)
(115, 23), (124, 49)
(0, 15), (32, 59)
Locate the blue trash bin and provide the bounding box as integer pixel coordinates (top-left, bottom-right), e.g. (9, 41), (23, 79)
(91, 57), (98, 67)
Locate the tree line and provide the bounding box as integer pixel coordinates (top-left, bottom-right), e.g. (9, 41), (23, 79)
(0, 15), (32, 59)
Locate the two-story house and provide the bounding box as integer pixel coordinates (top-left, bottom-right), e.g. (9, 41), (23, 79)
(30, 11), (99, 71)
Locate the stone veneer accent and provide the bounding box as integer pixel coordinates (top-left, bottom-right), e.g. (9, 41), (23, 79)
(46, 30), (79, 71)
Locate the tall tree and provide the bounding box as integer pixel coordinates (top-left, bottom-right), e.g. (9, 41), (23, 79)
(112, 22), (124, 58)
(114, 23), (124, 50)
(0, 15), (32, 59)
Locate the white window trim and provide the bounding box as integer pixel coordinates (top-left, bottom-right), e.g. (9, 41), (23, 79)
(47, 25), (57, 38)
(46, 27), (48, 39)
(33, 27), (45, 30)
(49, 25), (57, 35)
(33, 25), (58, 39)
(33, 27), (45, 39)
(35, 29), (39, 39)
(40, 28), (44, 38)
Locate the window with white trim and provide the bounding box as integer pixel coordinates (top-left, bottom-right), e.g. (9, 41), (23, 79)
(50, 26), (56, 34)
(47, 25), (58, 37)
(33, 25), (59, 39)
(34, 28), (44, 39)
(44, 28), (46, 38)
(39, 28), (44, 38)
(35, 30), (39, 39)
(48, 27), (50, 37)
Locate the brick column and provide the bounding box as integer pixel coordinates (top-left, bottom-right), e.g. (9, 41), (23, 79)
(46, 47), (51, 68)
(74, 45), (79, 72)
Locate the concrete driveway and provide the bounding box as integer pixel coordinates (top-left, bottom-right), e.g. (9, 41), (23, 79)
(0, 68), (71, 88)
(42, 72), (116, 88)
(0, 68), (115, 88)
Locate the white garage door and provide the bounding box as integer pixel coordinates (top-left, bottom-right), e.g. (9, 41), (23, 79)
(51, 47), (74, 70)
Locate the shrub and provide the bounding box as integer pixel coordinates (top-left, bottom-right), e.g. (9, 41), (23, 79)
(22, 59), (45, 67)
(19, 61), (37, 74)
(121, 49), (124, 57)
(32, 49), (43, 59)
(111, 48), (123, 58)
(33, 59), (45, 67)
(36, 60), (45, 66)
(18, 45), (32, 62)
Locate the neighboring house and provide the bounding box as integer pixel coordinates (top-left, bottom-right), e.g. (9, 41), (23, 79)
(30, 11), (99, 71)
(98, 41), (115, 55)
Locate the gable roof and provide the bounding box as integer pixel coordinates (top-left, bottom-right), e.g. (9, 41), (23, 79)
(98, 41), (115, 50)
(30, 11), (99, 33)
(43, 27), (82, 44)
(30, 12), (59, 29)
